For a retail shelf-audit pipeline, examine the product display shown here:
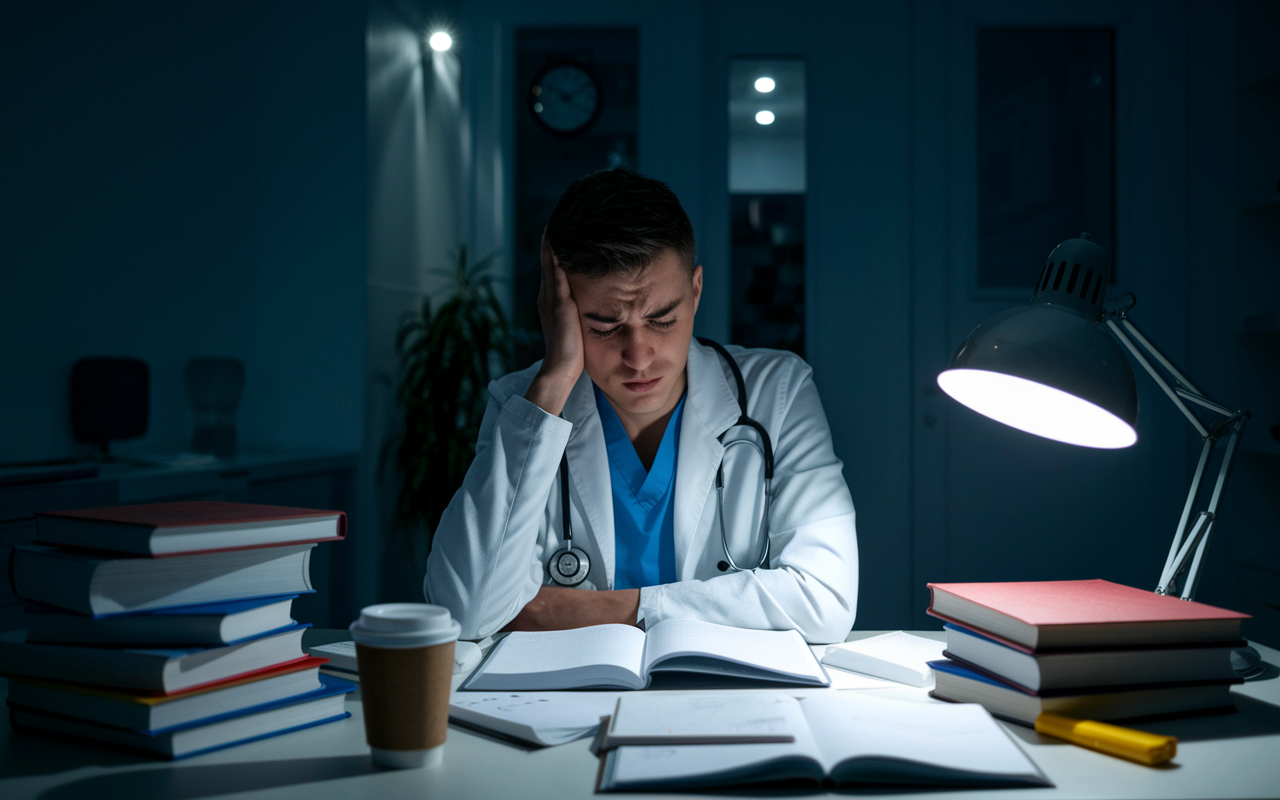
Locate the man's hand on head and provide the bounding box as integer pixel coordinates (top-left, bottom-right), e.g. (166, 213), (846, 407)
(526, 231), (584, 416)
(502, 586), (641, 631)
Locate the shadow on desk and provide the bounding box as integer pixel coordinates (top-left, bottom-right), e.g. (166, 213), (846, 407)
(31, 756), (375, 800)
(1153, 695), (1280, 742)
(993, 694), (1280, 749)
(0, 728), (144, 777)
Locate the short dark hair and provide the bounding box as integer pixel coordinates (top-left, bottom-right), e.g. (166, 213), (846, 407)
(545, 168), (695, 278)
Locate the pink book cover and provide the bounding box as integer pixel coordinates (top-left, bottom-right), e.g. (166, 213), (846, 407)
(927, 579), (1248, 627)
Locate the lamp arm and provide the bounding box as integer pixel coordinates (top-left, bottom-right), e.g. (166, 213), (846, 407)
(1103, 308), (1251, 600)
(1105, 317), (1210, 437)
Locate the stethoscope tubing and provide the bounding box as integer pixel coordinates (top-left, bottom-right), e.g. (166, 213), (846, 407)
(552, 338), (774, 583)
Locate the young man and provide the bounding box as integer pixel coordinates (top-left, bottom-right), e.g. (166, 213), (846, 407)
(425, 169), (858, 643)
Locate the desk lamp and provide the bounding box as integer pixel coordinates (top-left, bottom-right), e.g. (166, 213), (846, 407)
(936, 235), (1250, 603)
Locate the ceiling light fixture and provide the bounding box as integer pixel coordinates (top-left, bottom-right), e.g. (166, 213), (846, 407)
(428, 31), (453, 52)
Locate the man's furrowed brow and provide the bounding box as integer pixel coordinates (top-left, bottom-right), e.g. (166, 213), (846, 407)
(644, 299), (682, 319)
(582, 298), (682, 323)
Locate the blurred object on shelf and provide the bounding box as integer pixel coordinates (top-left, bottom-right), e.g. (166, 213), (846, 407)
(185, 358), (245, 458)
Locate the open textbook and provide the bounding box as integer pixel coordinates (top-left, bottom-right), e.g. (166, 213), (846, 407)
(599, 693), (1051, 791)
(460, 619), (830, 691)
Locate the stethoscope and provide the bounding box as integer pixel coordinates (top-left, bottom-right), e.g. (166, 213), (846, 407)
(547, 337), (775, 586)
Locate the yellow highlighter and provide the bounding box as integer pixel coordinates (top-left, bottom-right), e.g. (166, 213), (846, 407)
(1034, 713), (1177, 766)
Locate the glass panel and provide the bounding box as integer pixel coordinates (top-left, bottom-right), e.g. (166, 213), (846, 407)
(977, 29), (1115, 289)
(728, 59), (806, 356)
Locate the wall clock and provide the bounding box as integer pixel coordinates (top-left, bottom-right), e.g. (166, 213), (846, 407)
(529, 61), (602, 136)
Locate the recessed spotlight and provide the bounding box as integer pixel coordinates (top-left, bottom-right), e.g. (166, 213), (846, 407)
(428, 31), (452, 52)
(754, 77), (775, 93)
(755, 110), (775, 125)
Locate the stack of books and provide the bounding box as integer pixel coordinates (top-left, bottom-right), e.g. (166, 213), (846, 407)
(0, 501), (357, 759)
(925, 579), (1250, 726)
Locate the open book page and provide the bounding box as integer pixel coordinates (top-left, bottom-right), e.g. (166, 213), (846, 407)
(450, 691), (622, 746)
(461, 625), (647, 690)
(641, 619), (828, 685)
(800, 694), (1048, 786)
(601, 693), (827, 790)
(607, 692), (797, 744)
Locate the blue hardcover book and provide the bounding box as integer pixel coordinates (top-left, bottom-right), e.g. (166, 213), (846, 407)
(928, 659), (1237, 725)
(6, 656), (329, 731)
(24, 596), (300, 646)
(10, 675), (357, 760)
(0, 624), (312, 693)
(941, 622), (1242, 693)
(9, 543), (316, 617)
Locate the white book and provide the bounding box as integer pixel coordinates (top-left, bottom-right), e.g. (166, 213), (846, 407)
(460, 619), (830, 691)
(307, 640), (360, 671)
(822, 631), (946, 687)
(11, 544), (315, 616)
(25, 596), (298, 646)
(599, 693), (1050, 791)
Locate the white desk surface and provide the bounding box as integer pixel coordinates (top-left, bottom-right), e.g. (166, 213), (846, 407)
(2, 630), (1278, 800)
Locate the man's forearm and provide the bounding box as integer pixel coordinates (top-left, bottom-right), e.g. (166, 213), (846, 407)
(502, 586), (641, 631)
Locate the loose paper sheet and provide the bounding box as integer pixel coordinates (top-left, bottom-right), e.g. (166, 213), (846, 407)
(450, 691), (622, 745)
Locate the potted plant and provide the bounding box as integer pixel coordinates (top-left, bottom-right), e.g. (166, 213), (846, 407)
(386, 246), (510, 574)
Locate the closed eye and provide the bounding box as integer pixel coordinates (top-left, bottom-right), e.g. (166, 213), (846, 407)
(590, 318), (677, 338)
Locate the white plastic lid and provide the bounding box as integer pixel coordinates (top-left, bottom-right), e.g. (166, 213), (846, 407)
(349, 603), (461, 649)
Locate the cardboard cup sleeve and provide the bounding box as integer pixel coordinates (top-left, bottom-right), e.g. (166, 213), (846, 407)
(356, 640), (455, 750)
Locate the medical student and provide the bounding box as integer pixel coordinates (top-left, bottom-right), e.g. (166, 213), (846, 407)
(425, 168), (858, 643)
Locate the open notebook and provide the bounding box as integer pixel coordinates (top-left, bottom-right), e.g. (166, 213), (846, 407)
(460, 619), (829, 691)
(599, 693), (1050, 791)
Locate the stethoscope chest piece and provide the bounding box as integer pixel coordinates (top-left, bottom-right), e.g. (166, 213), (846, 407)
(548, 545), (591, 586)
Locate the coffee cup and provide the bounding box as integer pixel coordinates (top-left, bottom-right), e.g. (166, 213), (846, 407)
(349, 603), (461, 769)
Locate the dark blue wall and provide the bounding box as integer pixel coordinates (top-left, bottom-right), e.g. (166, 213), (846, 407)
(2, 0), (1269, 641)
(0, 0), (367, 463)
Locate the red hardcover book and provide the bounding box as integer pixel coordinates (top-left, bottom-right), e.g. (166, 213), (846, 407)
(8, 655), (329, 700)
(0, 627), (312, 694)
(35, 501), (346, 557)
(927, 579), (1249, 652)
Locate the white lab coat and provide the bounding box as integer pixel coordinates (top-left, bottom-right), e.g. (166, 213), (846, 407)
(424, 339), (859, 643)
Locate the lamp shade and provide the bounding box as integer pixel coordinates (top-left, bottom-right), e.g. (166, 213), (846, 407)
(937, 237), (1139, 449)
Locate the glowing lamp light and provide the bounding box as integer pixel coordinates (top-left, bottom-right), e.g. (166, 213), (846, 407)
(937, 369), (1137, 449)
(755, 110), (775, 125)
(429, 31), (453, 52)
(936, 234), (1252, 608)
(754, 77), (776, 93)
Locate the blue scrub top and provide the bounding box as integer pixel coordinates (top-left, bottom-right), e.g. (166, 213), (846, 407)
(593, 384), (685, 590)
